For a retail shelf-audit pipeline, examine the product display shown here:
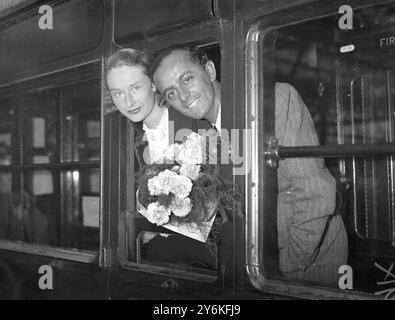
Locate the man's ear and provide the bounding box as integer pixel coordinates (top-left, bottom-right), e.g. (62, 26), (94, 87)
(155, 91), (167, 107)
(205, 60), (216, 82)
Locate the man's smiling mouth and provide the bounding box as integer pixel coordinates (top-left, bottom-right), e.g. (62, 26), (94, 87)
(186, 99), (199, 109)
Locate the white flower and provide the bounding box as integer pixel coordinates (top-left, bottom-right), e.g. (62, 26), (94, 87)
(146, 202), (170, 226)
(147, 176), (163, 196)
(169, 197), (192, 217)
(147, 169), (179, 196)
(157, 170), (179, 194)
(171, 175), (193, 199)
(180, 164), (201, 180)
(165, 143), (181, 162)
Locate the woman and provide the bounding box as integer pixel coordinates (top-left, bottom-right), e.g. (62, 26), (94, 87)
(106, 48), (217, 269)
(106, 48), (168, 165)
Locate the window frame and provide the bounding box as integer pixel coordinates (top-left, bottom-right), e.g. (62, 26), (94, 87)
(244, 17), (381, 299)
(113, 25), (225, 284)
(0, 59), (104, 264)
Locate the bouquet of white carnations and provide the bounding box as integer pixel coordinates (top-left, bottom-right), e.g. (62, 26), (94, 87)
(136, 131), (241, 242)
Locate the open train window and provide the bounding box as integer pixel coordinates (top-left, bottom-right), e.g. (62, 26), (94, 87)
(118, 40), (221, 279)
(247, 3), (395, 296)
(0, 62), (101, 261)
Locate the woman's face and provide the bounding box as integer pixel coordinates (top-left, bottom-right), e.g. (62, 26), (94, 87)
(107, 65), (156, 123)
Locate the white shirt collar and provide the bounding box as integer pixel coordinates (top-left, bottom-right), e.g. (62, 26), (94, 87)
(210, 104), (221, 132)
(142, 108), (169, 164)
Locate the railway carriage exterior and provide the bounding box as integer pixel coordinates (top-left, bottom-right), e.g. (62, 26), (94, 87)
(0, 0), (394, 300)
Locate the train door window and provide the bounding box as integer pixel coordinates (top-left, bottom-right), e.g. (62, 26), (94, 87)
(247, 3), (395, 296)
(0, 62), (101, 256)
(118, 41), (221, 278)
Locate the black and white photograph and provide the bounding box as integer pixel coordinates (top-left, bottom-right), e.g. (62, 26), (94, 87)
(0, 0), (394, 306)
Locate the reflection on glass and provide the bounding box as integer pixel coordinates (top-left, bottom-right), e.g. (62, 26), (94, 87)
(74, 109), (101, 162)
(0, 168), (99, 251)
(0, 97), (13, 165)
(22, 92), (58, 165)
(267, 3), (395, 292)
(0, 64), (101, 253)
(349, 75), (394, 240)
(0, 169), (14, 239)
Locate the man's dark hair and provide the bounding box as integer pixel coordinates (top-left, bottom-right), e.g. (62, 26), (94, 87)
(150, 44), (210, 78)
(106, 48), (153, 77)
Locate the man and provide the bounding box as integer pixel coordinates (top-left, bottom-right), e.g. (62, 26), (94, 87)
(151, 46), (220, 131)
(151, 44), (348, 286)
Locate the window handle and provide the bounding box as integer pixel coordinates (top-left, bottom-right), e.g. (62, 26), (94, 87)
(265, 142), (395, 169)
(263, 137), (281, 169)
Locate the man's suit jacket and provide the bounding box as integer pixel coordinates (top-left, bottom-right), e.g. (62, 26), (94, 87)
(169, 105), (213, 134)
(275, 82), (348, 286)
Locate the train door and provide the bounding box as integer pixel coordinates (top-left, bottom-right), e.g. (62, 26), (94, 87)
(244, 1), (395, 299)
(104, 1), (239, 299)
(0, 0), (111, 299)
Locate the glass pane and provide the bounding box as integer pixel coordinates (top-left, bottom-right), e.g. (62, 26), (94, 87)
(0, 0), (104, 84)
(0, 168), (99, 250)
(22, 92), (59, 164)
(0, 64), (101, 252)
(0, 97), (14, 165)
(75, 112), (101, 162)
(0, 169), (14, 239)
(262, 3), (395, 293)
(114, 0), (211, 44)
(348, 75), (393, 240)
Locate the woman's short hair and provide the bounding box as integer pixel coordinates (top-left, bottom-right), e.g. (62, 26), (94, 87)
(106, 48), (152, 77)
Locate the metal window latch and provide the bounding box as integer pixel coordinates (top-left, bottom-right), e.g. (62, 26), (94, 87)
(263, 137), (281, 169)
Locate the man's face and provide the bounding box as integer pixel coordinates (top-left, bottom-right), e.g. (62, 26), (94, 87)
(107, 65), (155, 123)
(153, 50), (216, 120)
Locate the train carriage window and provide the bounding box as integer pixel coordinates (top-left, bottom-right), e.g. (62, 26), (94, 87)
(114, 0), (213, 44)
(0, 0), (104, 83)
(118, 41), (221, 278)
(248, 3), (395, 294)
(0, 63), (101, 253)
